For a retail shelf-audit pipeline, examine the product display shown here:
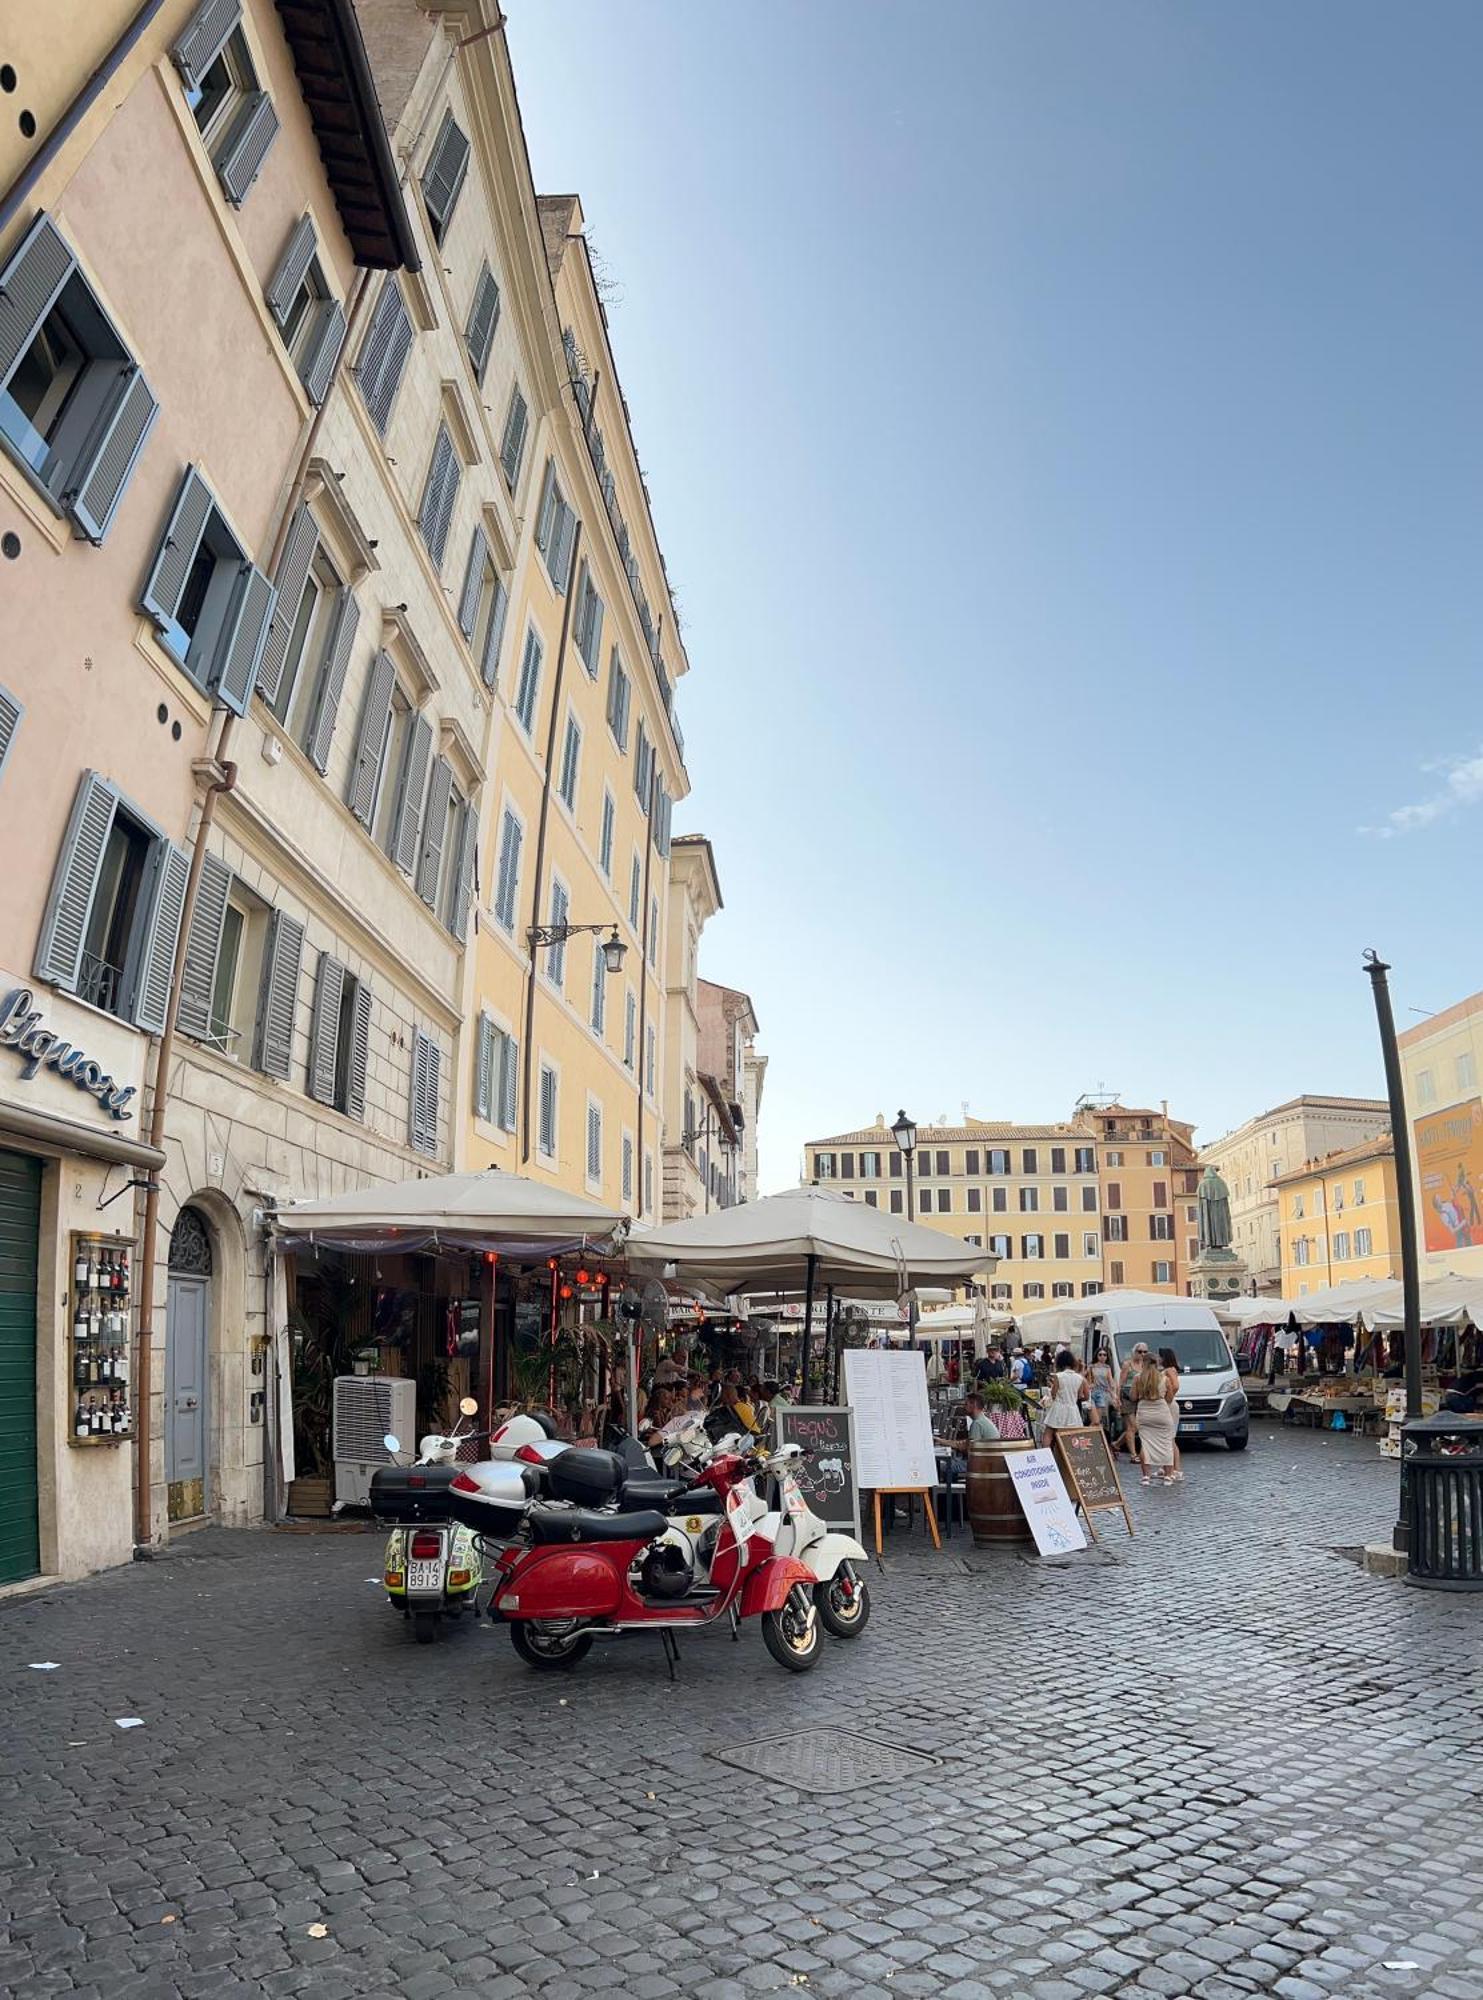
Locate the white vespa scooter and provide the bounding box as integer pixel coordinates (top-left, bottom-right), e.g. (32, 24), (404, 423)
(376, 1396), (485, 1643)
(659, 1421), (871, 1637)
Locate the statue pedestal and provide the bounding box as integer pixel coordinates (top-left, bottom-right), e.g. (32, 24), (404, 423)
(1188, 1251), (1248, 1302)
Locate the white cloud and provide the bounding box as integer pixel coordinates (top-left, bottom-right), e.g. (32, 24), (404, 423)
(1360, 747), (1483, 837)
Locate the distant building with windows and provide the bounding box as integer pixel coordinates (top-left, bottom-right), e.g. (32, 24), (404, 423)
(1272, 1136), (1400, 1296)
(803, 1100), (1198, 1310)
(1201, 1097), (1390, 1293)
(1399, 988), (1483, 1280)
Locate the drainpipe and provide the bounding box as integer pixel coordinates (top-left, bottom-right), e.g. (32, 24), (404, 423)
(634, 759), (658, 1217)
(132, 269), (372, 1555)
(519, 519), (583, 1161)
(0, 0), (167, 236)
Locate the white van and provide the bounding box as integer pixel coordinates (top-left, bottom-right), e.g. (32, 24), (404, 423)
(1078, 1299), (1248, 1451)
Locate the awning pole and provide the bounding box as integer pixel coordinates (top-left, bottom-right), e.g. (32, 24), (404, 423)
(801, 1253), (817, 1400)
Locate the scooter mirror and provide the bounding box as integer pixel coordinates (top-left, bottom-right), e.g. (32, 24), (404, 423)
(383, 1434), (401, 1454)
(458, 1396), (479, 1416)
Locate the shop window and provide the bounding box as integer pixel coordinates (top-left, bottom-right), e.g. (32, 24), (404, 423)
(0, 215), (158, 543)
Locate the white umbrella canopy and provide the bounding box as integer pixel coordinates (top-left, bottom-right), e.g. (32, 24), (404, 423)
(1288, 1277), (1402, 1329)
(627, 1186), (989, 1297)
(272, 1168), (629, 1258)
(1212, 1295), (1302, 1329)
(1367, 1272), (1483, 1331)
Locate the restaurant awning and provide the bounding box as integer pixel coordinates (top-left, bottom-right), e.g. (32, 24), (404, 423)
(271, 1167), (629, 1259)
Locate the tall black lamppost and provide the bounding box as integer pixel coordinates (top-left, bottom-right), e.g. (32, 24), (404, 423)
(892, 1109), (920, 1349)
(1363, 951), (1423, 1553)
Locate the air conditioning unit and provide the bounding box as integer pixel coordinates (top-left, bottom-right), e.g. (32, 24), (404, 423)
(332, 1375), (415, 1509)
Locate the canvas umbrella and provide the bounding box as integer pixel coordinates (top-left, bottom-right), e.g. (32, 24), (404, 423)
(627, 1187), (990, 1393)
(271, 1166), (629, 1258)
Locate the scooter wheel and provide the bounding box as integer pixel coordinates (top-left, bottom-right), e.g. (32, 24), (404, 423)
(510, 1621), (593, 1671)
(412, 1611), (439, 1645)
(761, 1588), (822, 1672)
(816, 1566), (871, 1638)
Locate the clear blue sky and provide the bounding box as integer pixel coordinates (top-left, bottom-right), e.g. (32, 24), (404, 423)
(506, 1), (1483, 1192)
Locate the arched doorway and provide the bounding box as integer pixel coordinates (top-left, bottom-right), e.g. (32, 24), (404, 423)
(166, 1205), (214, 1522)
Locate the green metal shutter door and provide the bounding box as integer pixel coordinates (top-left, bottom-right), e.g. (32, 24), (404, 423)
(0, 1149), (41, 1585)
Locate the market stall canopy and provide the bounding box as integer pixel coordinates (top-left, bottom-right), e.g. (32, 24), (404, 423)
(1349, 1272), (1483, 1332)
(1013, 1289), (1215, 1350)
(1288, 1277), (1403, 1329)
(271, 1168), (629, 1258)
(627, 1187), (990, 1297)
(1211, 1296), (1303, 1329)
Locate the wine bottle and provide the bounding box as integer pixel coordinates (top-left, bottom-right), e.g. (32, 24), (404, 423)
(76, 1398), (90, 1439)
(75, 1246), (90, 1287)
(73, 1309), (90, 1345)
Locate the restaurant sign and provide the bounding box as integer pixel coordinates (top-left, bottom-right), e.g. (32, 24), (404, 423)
(0, 988), (137, 1121)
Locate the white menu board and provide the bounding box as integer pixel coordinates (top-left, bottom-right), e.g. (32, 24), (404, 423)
(843, 1349), (937, 1489)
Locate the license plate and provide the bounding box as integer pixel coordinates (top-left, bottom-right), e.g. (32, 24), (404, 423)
(406, 1557), (444, 1593)
(1181, 1422), (1204, 1434)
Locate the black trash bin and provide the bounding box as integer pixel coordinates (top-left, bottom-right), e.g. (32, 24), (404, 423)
(1403, 1414), (1483, 1591)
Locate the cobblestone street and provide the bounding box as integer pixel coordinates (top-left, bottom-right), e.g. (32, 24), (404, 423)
(2, 1428), (1480, 2000)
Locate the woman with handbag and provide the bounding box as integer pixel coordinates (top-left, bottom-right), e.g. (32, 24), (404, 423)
(1133, 1355), (1178, 1487)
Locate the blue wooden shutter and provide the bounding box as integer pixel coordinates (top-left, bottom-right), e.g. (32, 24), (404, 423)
(256, 504), (319, 707)
(140, 466), (214, 631)
(457, 525), (488, 638)
(409, 1031), (441, 1155)
(345, 649), (396, 826)
(422, 114), (470, 237)
(494, 810), (520, 929)
(131, 842), (191, 1034)
(176, 850), (232, 1039)
(473, 1014), (495, 1120)
(300, 302), (347, 407)
(67, 368), (158, 545)
(217, 93), (279, 206)
(466, 265), (501, 380)
(391, 712), (434, 873)
(306, 952), (346, 1105)
(480, 575), (508, 688)
(447, 800), (478, 941)
(344, 981), (371, 1121)
(305, 587), (361, 774)
(356, 280), (413, 433)
(549, 498), (576, 593)
(253, 910), (304, 1079)
(418, 426), (459, 568)
(499, 388), (528, 485)
(416, 756), (455, 906)
(267, 214), (316, 326)
(497, 1032), (518, 1131)
(0, 683), (22, 783)
(587, 1103), (602, 1182)
(34, 772), (118, 989)
(210, 562), (276, 714)
(171, 0), (241, 89)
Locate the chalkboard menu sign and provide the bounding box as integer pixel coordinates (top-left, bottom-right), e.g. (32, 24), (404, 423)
(773, 1405), (861, 1541)
(1051, 1426), (1134, 1539)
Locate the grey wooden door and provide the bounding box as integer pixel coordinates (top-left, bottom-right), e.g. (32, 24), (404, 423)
(165, 1273), (208, 1497)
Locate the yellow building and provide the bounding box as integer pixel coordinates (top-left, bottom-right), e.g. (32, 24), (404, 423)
(453, 90), (691, 1225)
(1399, 988), (1483, 1278)
(1271, 1136), (1400, 1296)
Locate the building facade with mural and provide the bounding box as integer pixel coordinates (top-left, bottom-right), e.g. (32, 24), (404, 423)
(1399, 989), (1483, 1277)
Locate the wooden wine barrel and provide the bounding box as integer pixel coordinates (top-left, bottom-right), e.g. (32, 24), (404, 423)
(967, 1437), (1036, 1546)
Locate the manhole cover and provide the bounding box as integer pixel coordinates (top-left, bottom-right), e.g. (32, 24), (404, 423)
(711, 1727), (937, 1793)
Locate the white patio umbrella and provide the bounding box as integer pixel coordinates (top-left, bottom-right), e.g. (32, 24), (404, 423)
(628, 1187), (991, 1387)
(272, 1167), (629, 1259)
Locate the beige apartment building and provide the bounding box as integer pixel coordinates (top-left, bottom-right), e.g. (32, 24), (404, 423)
(804, 1101), (1198, 1310)
(1272, 1135), (1401, 1296)
(661, 836), (722, 1220)
(1202, 1095), (1390, 1292)
(697, 977), (765, 1205)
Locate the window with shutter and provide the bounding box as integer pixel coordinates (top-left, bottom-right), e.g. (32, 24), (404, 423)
(623, 991), (636, 1070)
(513, 628), (543, 733)
(605, 650), (630, 751)
(628, 854), (641, 929)
(256, 504), (319, 709)
(586, 1101), (602, 1185)
(421, 112), (470, 243)
(35, 772), (118, 993)
(416, 756), (456, 907)
(499, 386), (529, 488)
(492, 807), (523, 932)
(0, 684), (22, 784)
(344, 983), (371, 1121)
(252, 910), (304, 1079)
(176, 8), (276, 204)
(457, 525), (489, 639)
(598, 790), (615, 877)
(172, 0), (241, 91)
(445, 798), (478, 941)
(139, 465), (276, 713)
(355, 279), (414, 434)
(389, 712), (434, 873)
(547, 881), (569, 989)
(129, 843), (191, 1035)
(622, 1134), (634, 1205)
(473, 1013), (495, 1121)
(0, 217), (160, 544)
(176, 850), (233, 1040)
(217, 90), (280, 205)
(465, 264), (501, 381)
(417, 425), (460, 570)
(533, 461), (576, 591)
(306, 952), (346, 1106)
(574, 564), (604, 676)
(408, 1030), (442, 1157)
(645, 1024), (655, 1097)
(558, 714), (581, 810)
(633, 723), (652, 807)
(496, 1029), (518, 1132)
(345, 649), (397, 827)
(478, 574), (509, 689)
(590, 938), (606, 1037)
(538, 1063), (558, 1159)
(304, 587), (360, 775)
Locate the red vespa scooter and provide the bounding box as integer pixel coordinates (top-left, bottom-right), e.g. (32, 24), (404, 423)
(473, 1448), (822, 1674)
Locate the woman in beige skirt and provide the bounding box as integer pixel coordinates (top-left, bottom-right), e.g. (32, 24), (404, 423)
(1133, 1358), (1178, 1487)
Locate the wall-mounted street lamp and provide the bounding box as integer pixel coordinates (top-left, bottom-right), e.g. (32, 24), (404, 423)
(527, 922), (628, 973)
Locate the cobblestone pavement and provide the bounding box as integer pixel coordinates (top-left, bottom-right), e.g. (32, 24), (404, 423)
(2, 1426), (1482, 2000)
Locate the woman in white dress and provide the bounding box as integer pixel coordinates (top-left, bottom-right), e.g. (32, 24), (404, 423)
(1040, 1349), (1090, 1435)
(1133, 1357), (1178, 1486)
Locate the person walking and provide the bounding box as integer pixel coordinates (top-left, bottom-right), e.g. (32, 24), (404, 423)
(1088, 1345), (1118, 1431)
(1116, 1342), (1149, 1464)
(1158, 1347), (1185, 1481)
(1134, 1354), (1178, 1486)
(1041, 1349), (1090, 1435)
